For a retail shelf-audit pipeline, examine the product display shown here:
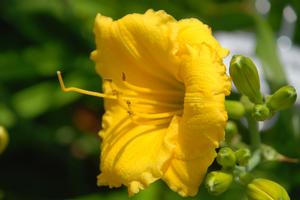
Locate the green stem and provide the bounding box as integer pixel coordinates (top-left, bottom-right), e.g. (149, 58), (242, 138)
(246, 116), (262, 171)
(248, 116), (261, 150)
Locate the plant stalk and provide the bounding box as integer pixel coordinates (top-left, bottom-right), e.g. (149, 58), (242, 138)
(246, 116), (262, 171)
(248, 116), (261, 150)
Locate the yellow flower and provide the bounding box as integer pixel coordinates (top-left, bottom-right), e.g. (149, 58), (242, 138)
(58, 9), (231, 197)
(90, 9), (231, 197)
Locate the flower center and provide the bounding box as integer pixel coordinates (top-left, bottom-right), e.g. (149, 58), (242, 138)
(57, 71), (183, 125)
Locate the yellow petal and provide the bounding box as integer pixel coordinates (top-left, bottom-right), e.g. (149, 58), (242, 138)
(176, 18), (229, 58)
(91, 11), (184, 195)
(163, 43), (230, 196)
(98, 83), (178, 195)
(164, 151), (216, 196)
(91, 10), (182, 92)
(162, 115), (220, 197)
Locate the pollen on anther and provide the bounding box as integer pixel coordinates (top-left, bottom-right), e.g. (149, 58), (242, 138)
(112, 89), (118, 95)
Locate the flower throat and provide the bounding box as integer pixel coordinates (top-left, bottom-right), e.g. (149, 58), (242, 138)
(57, 71), (183, 125)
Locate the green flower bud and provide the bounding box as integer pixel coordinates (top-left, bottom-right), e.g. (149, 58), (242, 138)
(266, 85), (297, 112)
(205, 171), (233, 195)
(225, 100), (246, 120)
(230, 55), (263, 104)
(0, 126), (9, 154)
(235, 148), (251, 166)
(225, 121), (238, 143)
(247, 178), (290, 200)
(252, 104), (271, 121)
(217, 147), (236, 168)
(240, 95), (254, 114)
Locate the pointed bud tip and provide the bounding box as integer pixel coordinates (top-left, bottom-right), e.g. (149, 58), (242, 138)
(217, 147), (236, 168)
(205, 171), (233, 195)
(235, 148), (251, 166)
(252, 104), (271, 121)
(266, 85), (297, 112)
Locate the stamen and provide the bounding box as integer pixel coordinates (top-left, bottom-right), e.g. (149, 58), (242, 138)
(115, 88), (181, 121)
(57, 71), (117, 100)
(122, 72), (183, 97)
(57, 71), (183, 125)
(117, 94), (134, 112)
(105, 79), (181, 108)
(116, 95), (178, 123)
(104, 78), (121, 96)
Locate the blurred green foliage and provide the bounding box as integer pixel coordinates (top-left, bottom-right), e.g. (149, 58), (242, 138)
(0, 0), (299, 199)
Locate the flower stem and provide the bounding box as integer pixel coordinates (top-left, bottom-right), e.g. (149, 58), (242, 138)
(246, 116), (261, 171)
(248, 116), (261, 150)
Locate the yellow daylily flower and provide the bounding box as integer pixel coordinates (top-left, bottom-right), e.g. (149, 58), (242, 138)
(59, 9), (231, 197)
(90, 9), (231, 197)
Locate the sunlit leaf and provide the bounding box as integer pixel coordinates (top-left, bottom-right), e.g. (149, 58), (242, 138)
(12, 82), (55, 118)
(255, 15), (287, 92)
(0, 103), (16, 127)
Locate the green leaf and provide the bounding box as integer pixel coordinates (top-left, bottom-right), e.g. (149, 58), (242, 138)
(255, 15), (287, 92)
(0, 103), (16, 127)
(12, 82), (55, 118)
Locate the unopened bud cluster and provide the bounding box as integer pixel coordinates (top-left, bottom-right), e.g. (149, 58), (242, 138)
(230, 55), (297, 121)
(206, 147), (291, 198)
(217, 147), (251, 169)
(217, 55), (295, 199)
(205, 147), (251, 195)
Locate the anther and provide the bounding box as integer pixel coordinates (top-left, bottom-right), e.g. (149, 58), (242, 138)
(122, 72), (126, 81)
(112, 89), (118, 96)
(104, 78), (113, 82)
(127, 110), (134, 116)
